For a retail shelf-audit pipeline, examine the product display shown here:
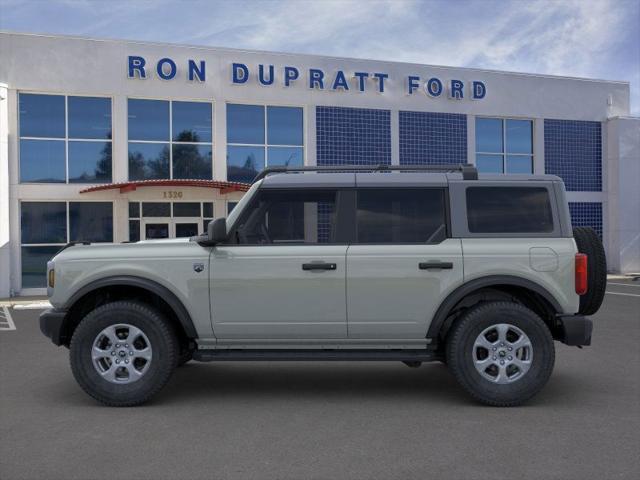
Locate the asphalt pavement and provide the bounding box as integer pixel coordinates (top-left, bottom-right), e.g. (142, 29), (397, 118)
(1, 280), (639, 480)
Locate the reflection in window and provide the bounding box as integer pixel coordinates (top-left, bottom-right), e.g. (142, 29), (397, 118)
(69, 202), (114, 242)
(19, 139), (65, 183)
(20, 202), (113, 288)
(128, 99), (213, 180)
(68, 141), (112, 183)
(227, 146), (265, 184)
(356, 189), (447, 243)
(232, 190), (336, 244)
(172, 144), (212, 179)
(227, 104), (303, 183)
(476, 118), (533, 174)
(19, 93), (112, 184)
(128, 143), (170, 180)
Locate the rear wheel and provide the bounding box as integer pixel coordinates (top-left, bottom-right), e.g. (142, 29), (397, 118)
(70, 301), (178, 407)
(446, 301), (555, 407)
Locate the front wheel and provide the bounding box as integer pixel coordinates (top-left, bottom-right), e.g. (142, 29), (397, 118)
(446, 301), (555, 407)
(70, 301), (178, 407)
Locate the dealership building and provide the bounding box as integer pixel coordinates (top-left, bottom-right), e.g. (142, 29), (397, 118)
(0, 31), (638, 296)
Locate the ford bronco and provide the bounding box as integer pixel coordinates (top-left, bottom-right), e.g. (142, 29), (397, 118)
(40, 164), (606, 406)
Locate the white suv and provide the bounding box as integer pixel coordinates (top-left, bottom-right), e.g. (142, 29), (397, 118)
(40, 165), (606, 407)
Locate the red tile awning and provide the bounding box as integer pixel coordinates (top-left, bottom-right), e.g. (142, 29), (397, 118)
(79, 179), (251, 194)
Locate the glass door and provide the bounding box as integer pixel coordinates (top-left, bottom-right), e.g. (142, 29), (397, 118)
(142, 218), (171, 240)
(174, 218), (201, 238)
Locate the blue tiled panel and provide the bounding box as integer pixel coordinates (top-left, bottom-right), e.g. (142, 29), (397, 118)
(316, 106), (391, 165)
(399, 111), (467, 165)
(544, 119), (602, 191)
(569, 202), (603, 238)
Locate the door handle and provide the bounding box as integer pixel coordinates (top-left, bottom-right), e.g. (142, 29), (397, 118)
(419, 261), (453, 270)
(302, 262), (337, 271)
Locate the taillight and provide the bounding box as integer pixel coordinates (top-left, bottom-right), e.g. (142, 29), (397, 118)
(575, 253), (588, 295)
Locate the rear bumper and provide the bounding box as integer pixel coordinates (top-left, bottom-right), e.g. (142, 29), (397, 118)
(39, 308), (68, 346)
(557, 314), (593, 346)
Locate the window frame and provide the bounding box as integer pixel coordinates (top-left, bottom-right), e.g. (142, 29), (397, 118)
(127, 97), (214, 181)
(448, 181), (562, 238)
(18, 92), (114, 184)
(224, 187), (348, 246)
(128, 201), (215, 241)
(475, 116), (534, 174)
(353, 187), (451, 245)
(226, 102), (306, 182)
(19, 200), (115, 290)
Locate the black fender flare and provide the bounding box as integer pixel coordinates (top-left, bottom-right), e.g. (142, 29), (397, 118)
(64, 275), (198, 338)
(426, 275), (563, 340)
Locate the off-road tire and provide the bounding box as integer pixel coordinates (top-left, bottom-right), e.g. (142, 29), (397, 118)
(446, 301), (555, 407)
(573, 226), (607, 315)
(70, 301), (178, 407)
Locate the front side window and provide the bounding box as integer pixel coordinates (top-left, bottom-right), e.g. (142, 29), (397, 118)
(19, 93), (112, 183)
(128, 99), (213, 180)
(231, 189), (336, 244)
(466, 187), (553, 233)
(20, 202), (113, 288)
(476, 118), (533, 174)
(227, 104), (304, 183)
(356, 189), (447, 243)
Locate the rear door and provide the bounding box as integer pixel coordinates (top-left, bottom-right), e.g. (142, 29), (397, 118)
(346, 187), (463, 339)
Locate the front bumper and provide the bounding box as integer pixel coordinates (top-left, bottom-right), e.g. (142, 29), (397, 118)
(39, 308), (68, 346)
(557, 314), (593, 346)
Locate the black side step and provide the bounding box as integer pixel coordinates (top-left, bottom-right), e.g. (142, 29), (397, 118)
(192, 349), (440, 362)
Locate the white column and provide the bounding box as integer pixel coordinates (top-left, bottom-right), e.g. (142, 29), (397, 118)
(390, 109), (399, 165)
(533, 118), (545, 174)
(306, 105), (316, 166)
(0, 84), (10, 297)
(466, 115), (475, 165)
(112, 95), (128, 183)
(214, 101), (227, 180)
(606, 117), (640, 274)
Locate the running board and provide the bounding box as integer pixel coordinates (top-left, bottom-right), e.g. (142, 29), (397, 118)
(192, 349), (440, 362)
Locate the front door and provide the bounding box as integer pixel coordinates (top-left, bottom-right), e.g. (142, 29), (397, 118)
(210, 188), (348, 339)
(346, 187), (464, 339)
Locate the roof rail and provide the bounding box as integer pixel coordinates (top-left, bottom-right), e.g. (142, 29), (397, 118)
(252, 164), (478, 183)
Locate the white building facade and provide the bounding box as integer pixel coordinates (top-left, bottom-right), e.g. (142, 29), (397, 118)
(0, 32), (638, 296)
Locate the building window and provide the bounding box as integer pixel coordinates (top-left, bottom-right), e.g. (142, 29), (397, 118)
(399, 111), (467, 165)
(128, 201), (214, 241)
(226, 104), (304, 183)
(128, 99), (213, 181)
(475, 118), (533, 174)
(20, 202), (113, 288)
(316, 106), (391, 166)
(544, 119), (602, 192)
(19, 93), (112, 183)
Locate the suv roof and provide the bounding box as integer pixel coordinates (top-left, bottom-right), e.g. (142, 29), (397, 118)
(258, 165), (563, 189)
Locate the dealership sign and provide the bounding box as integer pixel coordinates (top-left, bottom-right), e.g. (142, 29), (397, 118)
(127, 56), (486, 100)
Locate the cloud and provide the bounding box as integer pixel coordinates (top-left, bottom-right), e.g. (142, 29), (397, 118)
(1, 0), (638, 113)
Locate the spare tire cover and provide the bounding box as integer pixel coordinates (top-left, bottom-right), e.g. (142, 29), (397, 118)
(573, 227), (607, 315)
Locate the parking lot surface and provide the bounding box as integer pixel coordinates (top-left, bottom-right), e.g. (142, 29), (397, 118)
(1, 280), (639, 480)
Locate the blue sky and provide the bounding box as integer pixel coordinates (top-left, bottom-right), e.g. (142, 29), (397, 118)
(1, 0), (638, 114)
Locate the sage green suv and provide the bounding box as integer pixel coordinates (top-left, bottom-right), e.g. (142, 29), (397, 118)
(40, 165), (606, 407)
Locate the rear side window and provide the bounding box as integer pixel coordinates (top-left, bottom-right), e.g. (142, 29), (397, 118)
(356, 188), (447, 243)
(466, 187), (554, 233)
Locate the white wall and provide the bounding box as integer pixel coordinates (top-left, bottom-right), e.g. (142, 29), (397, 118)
(0, 83), (10, 297)
(606, 117), (640, 273)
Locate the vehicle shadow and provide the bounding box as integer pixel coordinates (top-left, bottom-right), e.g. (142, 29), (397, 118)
(156, 361), (471, 405)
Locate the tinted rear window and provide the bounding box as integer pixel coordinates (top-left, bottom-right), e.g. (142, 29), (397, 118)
(466, 187), (554, 233)
(356, 188), (447, 243)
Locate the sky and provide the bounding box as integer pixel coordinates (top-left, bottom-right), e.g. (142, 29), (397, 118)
(1, 0), (639, 114)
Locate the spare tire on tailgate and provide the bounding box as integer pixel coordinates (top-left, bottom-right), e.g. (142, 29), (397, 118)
(573, 227), (607, 315)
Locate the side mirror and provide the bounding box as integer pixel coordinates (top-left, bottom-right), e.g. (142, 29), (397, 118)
(207, 218), (227, 244)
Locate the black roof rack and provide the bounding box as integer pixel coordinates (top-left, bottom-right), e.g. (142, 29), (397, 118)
(252, 164), (478, 183)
